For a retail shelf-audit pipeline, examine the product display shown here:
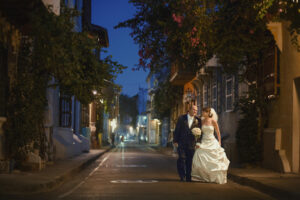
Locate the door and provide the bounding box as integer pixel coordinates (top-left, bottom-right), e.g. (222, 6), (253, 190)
(0, 44), (8, 117)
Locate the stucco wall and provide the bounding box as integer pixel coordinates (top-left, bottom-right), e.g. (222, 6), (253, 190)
(267, 21), (300, 173)
(218, 111), (239, 164)
(42, 0), (60, 15)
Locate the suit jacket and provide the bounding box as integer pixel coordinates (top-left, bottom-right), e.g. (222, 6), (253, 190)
(173, 114), (202, 148)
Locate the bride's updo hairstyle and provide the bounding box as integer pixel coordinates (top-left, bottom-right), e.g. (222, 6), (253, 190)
(203, 107), (213, 118)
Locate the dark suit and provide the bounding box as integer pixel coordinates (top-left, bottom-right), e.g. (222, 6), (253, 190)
(173, 114), (202, 181)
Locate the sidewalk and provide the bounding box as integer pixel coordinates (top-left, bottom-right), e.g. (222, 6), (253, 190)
(229, 168), (300, 200)
(0, 147), (112, 195)
(154, 146), (300, 200)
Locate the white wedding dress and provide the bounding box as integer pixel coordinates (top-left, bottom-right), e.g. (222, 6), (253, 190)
(191, 125), (230, 184)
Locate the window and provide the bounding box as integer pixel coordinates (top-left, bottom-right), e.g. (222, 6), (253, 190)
(203, 84), (208, 108)
(226, 76), (234, 111)
(72, 101), (78, 133)
(65, 0), (82, 31)
(263, 45), (280, 98)
(59, 94), (72, 127)
(0, 45), (8, 117)
(65, 0), (76, 7)
(81, 104), (89, 128)
(75, 0), (82, 31)
(212, 82), (217, 112)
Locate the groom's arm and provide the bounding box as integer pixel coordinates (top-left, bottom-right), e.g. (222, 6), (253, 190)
(173, 116), (182, 145)
(197, 116), (202, 127)
(196, 116), (202, 144)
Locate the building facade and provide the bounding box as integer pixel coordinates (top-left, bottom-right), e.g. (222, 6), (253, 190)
(146, 70), (171, 146)
(137, 87), (148, 142)
(169, 57), (246, 165)
(264, 21), (300, 173)
(47, 0), (110, 160)
(146, 73), (161, 144)
(0, 0), (110, 173)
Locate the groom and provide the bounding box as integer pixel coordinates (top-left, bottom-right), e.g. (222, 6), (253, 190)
(173, 105), (202, 182)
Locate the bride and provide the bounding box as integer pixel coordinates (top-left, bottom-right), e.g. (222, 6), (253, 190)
(191, 107), (230, 184)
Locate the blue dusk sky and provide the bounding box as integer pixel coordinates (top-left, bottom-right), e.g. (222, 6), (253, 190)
(91, 0), (149, 97)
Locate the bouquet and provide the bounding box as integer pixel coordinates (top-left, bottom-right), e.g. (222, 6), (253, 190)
(191, 127), (201, 140)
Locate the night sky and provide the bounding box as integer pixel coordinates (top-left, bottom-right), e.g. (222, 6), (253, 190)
(91, 0), (148, 97)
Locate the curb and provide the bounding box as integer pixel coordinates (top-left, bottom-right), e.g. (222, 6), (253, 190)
(41, 147), (113, 192)
(228, 173), (299, 200)
(6, 147), (113, 194)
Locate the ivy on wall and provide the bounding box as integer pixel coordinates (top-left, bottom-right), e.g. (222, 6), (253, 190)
(153, 80), (183, 119)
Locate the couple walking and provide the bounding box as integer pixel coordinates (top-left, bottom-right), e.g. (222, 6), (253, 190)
(173, 105), (230, 184)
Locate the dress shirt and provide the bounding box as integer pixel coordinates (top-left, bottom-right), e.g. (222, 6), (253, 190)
(187, 114), (194, 129)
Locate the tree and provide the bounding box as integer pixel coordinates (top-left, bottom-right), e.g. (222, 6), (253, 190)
(115, 0), (215, 72)
(115, 0), (217, 121)
(2, 3), (125, 163)
(255, 0), (300, 50)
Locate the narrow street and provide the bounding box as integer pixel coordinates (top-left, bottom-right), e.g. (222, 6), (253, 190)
(1, 1), (300, 200)
(4, 141), (275, 200)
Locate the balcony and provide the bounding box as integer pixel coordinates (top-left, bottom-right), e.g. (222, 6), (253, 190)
(169, 64), (195, 85)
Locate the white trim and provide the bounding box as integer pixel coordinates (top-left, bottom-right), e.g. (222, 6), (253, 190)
(203, 84), (208, 108)
(212, 82), (217, 112)
(225, 75), (234, 112)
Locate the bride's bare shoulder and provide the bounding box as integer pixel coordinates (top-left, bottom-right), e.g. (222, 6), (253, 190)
(211, 119), (218, 126)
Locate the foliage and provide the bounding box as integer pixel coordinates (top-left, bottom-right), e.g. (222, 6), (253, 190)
(211, 0), (275, 72)
(153, 75), (183, 119)
(255, 0), (300, 51)
(31, 5), (125, 104)
(5, 38), (48, 162)
(119, 94), (138, 127)
(115, 0), (215, 72)
(117, 0), (299, 73)
(2, 3), (125, 163)
(236, 87), (262, 164)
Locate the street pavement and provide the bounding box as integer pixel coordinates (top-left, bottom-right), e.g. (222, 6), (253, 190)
(0, 141), (281, 200)
(0, 148), (111, 197)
